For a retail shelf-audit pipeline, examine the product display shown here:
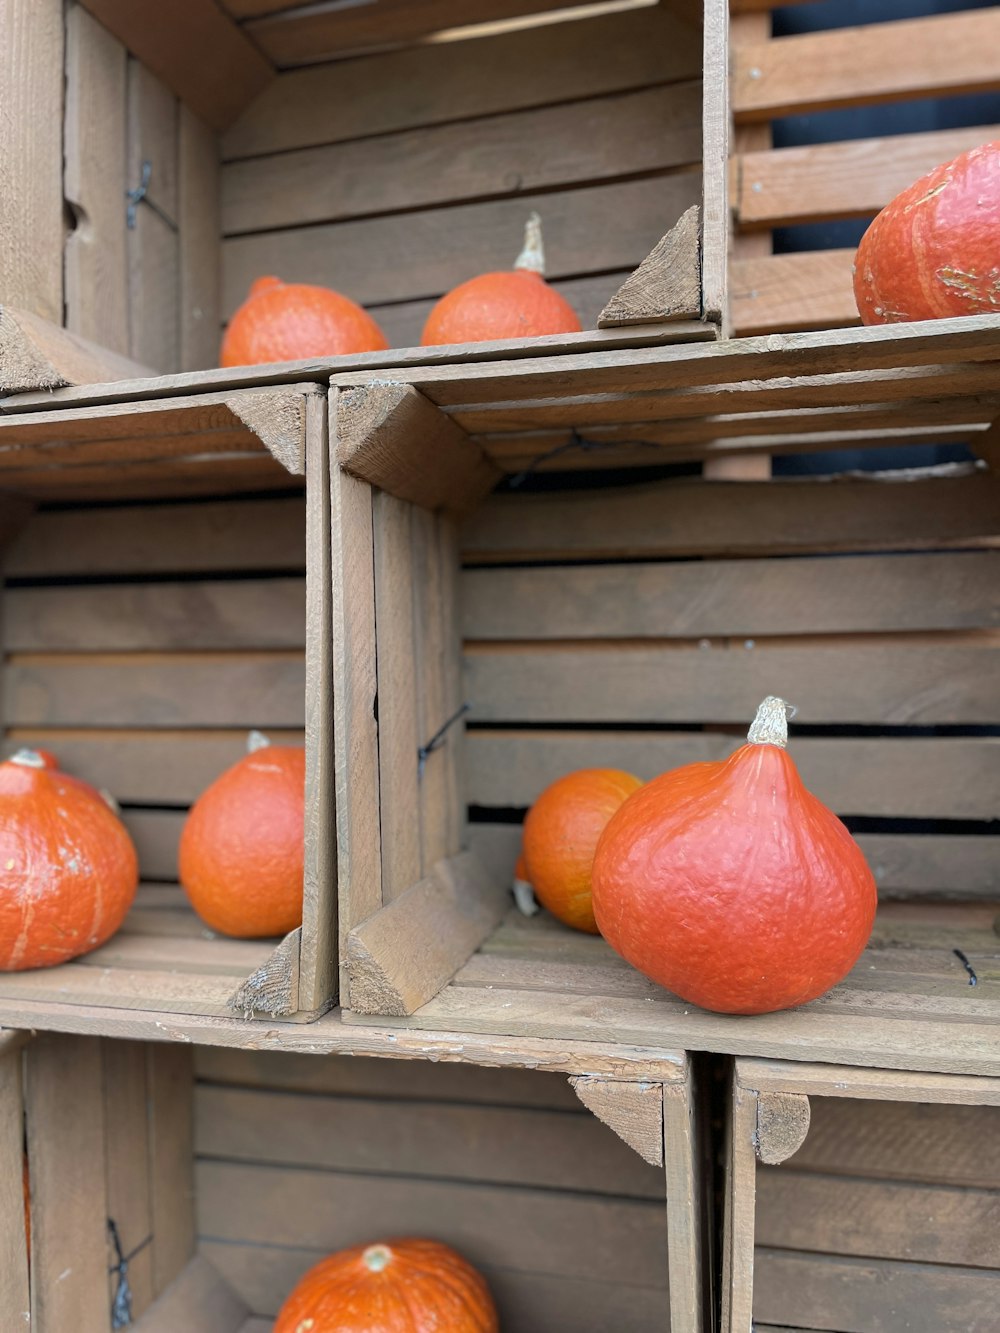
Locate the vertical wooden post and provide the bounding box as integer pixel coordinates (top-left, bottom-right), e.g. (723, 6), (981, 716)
(0, 1033), (30, 1327)
(701, 0), (731, 331)
(664, 1078), (705, 1333)
(178, 105), (221, 371)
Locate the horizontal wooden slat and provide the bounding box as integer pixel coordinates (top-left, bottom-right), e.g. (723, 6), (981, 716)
(464, 639), (1000, 725)
(466, 733), (1000, 821)
(732, 10), (1000, 121)
(121, 811), (184, 881)
(461, 473), (1000, 561)
(222, 3), (703, 158)
(195, 1085), (661, 1197)
(735, 125), (1000, 229)
(462, 552), (999, 639)
(222, 173), (702, 315)
(222, 82), (701, 234)
(4, 652), (304, 727)
(5, 578), (305, 652)
(0, 453), (295, 503)
(731, 249), (858, 335)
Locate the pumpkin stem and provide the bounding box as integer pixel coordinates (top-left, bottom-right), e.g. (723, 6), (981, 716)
(747, 696), (795, 749)
(512, 875), (540, 917)
(362, 1244), (393, 1273)
(514, 212), (545, 275)
(247, 730), (271, 754)
(9, 749), (45, 769)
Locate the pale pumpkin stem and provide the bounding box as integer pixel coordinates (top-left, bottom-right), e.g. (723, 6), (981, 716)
(9, 749), (45, 769)
(747, 696), (795, 748)
(362, 1244), (393, 1273)
(515, 212), (545, 275)
(247, 729), (271, 753)
(512, 875), (540, 917)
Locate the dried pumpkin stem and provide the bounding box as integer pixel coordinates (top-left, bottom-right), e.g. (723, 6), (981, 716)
(747, 696), (794, 748)
(362, 1244), (392, 1273)
(9, 749), (44, 768)
(515, 212), (545, 275)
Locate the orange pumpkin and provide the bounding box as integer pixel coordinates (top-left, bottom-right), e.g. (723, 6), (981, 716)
(591, 697), (878, 1015)
(221, 276), (388, 366)
(274, 1239), (498, 1333)
(179, 731), (304, 938)
(421, 213), (583, 345)
(522, 768), (643, 933)
(0, 751), (139, 971)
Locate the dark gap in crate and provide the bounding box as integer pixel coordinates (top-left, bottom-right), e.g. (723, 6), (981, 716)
(462, 547), (995, 571)
(839, 816), (998, 836)
(464, 720), (709, 735)
(773, 443), (978, 475)
(117, 801), (191, 814)
(775, 0), (1000, 39)
(36, 485), (306, 514)
(5, 568), (306, 589)
(494, 461), (704, 493)
(469, 805), (528, 825)
(464, 721), (1000, 739)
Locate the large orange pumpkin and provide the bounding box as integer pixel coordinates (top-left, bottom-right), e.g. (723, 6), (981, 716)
(221, 275), (388, 366)
(421, 213), (583, 345)
(591, 697), (878, 1015)
(179, 731), (304, 938)
(0, 751), (139, 971)
(854, 139), (1000, 324)
(522, 768), (643, 933)
(274, 1238), (498, 1333)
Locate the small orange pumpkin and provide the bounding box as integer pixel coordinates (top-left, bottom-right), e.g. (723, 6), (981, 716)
(421, 213), (583, 345)
(221, 275), (388, 366)
(0, 750), (139, 971)
(274, 1239), (498, 1333)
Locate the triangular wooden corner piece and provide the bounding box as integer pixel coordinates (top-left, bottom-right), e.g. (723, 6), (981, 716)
(0, 305), (150, 395)
(598, 204), (702, 328)
(225, 389), (308, 475)
(755, 1091), (811, 1164)
(570, 1076), (665, 1166)
(228, 927), (301, 1018)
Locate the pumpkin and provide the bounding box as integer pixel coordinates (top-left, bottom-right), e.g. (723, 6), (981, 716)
(420, 213), (583, 345)
(0, 750), (139, 971)
(274, 1238), (498, 1333)
(221, 275), (388, 366)
(179, 731), (304, 938)
(522, 768), (643, 933)
(591, 698), (878, 1015)
(854, 139), (1000, 324)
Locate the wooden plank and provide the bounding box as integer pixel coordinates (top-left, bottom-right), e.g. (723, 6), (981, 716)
(598, 205), (702, 329)
(663, 1075), (703, 1333)
(127, 61), (179, 374)
(0, 1038), (29, 1328)
(222, 82), (702, 234)
(103, 1040), (154, 1318)
(194, 1084), (662, 1198)
(570, 1077), (664, 1167)
(5, 652), (304, 728)
(222, 3), (703, 158)
(701, 0), (729, 327)
(723, 1081), (758, 1333)
(731, 248), (858, 335)
(25, 1033), (108, 1333)
(75, 0), (273, 132)
(0, 305), (149, 394)
(461, 472), (1000, 561)
(64, 5), (129, 356)
(179, 107), (221, 371)
(733, 10), (1000, 121)
(147, 1045), (194, 1294)
(737, 125), (1000, 229)
(737, 1058), (1000, 1106)
(223, 173), (703, 315)
(0, 0), (63, 323)
(137, 1255), (248, 1333)
(412, 508), (449, 872)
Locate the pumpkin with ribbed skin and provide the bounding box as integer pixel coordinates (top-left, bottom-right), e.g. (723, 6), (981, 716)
(523, 768), (643, 933)
(274, 1238), (498, 1333)
(854, 140), (1000, 324)
(179, 732), (304, 938)
(221, 276), (388, 366)
(421, 213), (582, 346)
(592, 698), (878, 1015)
(0, 751), (139, 971)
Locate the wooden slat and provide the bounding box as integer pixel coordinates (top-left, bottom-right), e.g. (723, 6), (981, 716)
(0, 1038), (29, 1327)
(736, 125), (1000, 229)
(413, 508), (450, 872)
(127, 61), (179, 374)
(64, 5), (129, 356)
(147, 1045), (195, 1294)
(75, 0), (273, 132)
(179, 107), (221, 371)
(103, 1040), (154, 1318)
(222, 173), (702, 315)
(0, 0), (63, 322)
(737, 1058), (1000, 1105)
(731, 248), (858, 335)
(733, 9), (1000, 121)
(222, 3), (703, 158)
(701, 0), (729, 327)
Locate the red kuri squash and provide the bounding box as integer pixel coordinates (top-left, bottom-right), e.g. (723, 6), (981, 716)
(273, 1238), (498, 1333)
(221, 275), (388, 366)
(591, 697), (877, 1014)
(854, 139), (1000, 324)
(0, 750), (139, 971)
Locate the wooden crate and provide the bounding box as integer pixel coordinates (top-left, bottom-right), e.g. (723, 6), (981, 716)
(330, 315), (1000, 1078)
(0, 1027), (707, 1333)
(0, 384), (337, 1021)
(723, 1057), (1000, 1332)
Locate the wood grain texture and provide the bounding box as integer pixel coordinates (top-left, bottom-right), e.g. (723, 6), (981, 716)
(0, 0), (63, 322)
(701, 0), (730, 327)
(103, 1041), (154, 1318)
(127, 61), (179, 374)
(226, 389), (308, 474)
(598, 204), (702, 328)
(737, 1058), (1000, 1106)
(136, 1255), (248, 1333)
(755, 1092), (810, 1165)
(731, 248), (858, 334)
(723, 1082), (758, 1333)
(0, 306), (149, 394)
(0, 1038), (29, 1327)
(179, 107), (221, 371)
(663, 1074), (704, 1333)
(570, 1077), (664, 1166)
(147, 1044), (195, 1293)
(228, 928), (300, 1019)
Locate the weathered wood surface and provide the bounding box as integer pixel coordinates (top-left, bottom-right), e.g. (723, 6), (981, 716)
(135, 1256), (248, 1333)
(571, 1077), (664, 1167)
(598, 205), (702, 328)
(0, 306), (149, 394)
(0, 1037), (29, 1327)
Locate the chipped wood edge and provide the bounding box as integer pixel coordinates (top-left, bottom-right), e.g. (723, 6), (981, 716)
(225, 388), (311, 475)
(0, 305), (151, 395)
(227, 928), (301, 1019)
(570, 1076), (665, 1165)
(754, 1090), (811, 1164)
(598, 205), (702, 328)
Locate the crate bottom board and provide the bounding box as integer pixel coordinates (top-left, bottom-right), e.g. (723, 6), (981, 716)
(345, 902), (1000, 1078)
(0, 883), (278, 1017)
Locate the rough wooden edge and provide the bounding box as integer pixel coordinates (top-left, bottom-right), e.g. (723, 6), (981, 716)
(735, 1056), (1000, 1105)
(133, 1254), (248, 1333)
(224, 388), (309, 475)
(346, 851), (508, 1017)
(663, 1075), (704, 1333)
(597, 205), (702, 328)
(337, 382), (501, 512)
(227, 928), (301, 1019)
(754, 1090), (811, 1164)
(0, 305), (150, 394)
(701, 0), (731, 330)
(569, 1077), (665, 1165)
